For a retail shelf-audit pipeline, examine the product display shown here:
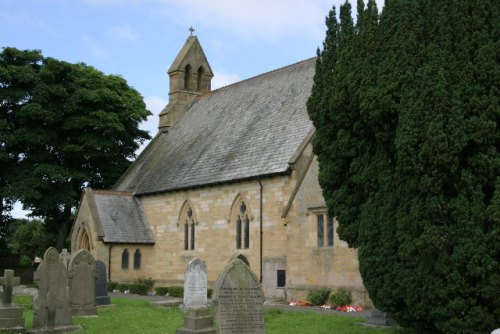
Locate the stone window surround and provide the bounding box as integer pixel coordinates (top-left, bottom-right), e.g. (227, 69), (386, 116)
(178, 200), (197, 252)
(309, 207), (334, 248)
(121, 248), (129, 270)
(229, 194), (254, 250)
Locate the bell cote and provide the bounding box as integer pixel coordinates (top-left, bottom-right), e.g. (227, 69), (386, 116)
(159, 34), (213, 131)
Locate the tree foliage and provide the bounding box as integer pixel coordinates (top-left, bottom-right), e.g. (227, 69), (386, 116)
(308, 0), (499, 333)
(0, 47), (151, 247)
(8, 219), (56, 265)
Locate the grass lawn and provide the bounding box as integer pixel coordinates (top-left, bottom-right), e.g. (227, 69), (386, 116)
(14, 295), (413, 334)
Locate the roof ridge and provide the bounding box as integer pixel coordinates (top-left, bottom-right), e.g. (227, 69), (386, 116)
(205, 57), (317, 95)
(92, 189), (133, 196)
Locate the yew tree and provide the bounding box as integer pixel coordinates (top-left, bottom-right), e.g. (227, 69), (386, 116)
(308, 0), (499, 333)
(0, 47), (151, 248)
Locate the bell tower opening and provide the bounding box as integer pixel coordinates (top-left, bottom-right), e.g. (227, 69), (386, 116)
(158, 29), (214, 132)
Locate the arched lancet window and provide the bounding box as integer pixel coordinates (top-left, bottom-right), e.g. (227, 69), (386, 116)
(81, 232), (90, 251)
(75, 223), (93, 252)
(197, 66), (204, 91)
(230, 195), (252, 250)
(121, 249), (129, 269)
(179, 201), (197, 251)
(184, 64), (192, 90)
(133, 249), (141, 269)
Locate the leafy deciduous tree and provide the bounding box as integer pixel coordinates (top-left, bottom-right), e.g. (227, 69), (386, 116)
(0, 47), (151, 248)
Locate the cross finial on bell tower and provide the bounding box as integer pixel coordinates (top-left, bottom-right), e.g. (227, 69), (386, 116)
(188, 26), (195, 36)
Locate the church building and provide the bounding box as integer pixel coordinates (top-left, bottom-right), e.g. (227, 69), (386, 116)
(70, 34), (370, 305)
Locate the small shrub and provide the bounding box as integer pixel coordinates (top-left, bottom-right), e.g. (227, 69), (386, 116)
(108, 281), (118, 292)
(168, 286), (184, 298)
(306, 287), (331, 306)
(155, 287), (169, 296)
(328, 289), (352, 307)
(207, 287), (213, 298)
(138, 277), (154, 291)
(117, 283), (129, 292)
(129, 283), (148, 295)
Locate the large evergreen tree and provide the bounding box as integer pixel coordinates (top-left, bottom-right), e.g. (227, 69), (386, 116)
(0, 47), (151, 248)
(308, 0), (499, 333)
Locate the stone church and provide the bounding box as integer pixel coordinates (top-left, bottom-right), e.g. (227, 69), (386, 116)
(70, 34), (370, 305)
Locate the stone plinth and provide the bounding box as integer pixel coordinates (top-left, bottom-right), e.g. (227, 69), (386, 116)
(176, 307), (216, 334)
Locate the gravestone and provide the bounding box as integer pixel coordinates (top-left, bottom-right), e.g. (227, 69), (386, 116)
(94, 261), (110, 306)
(0, 269), (25, 333)
(364, 308), (397, 327)
(68, 249), (97, 316)
(176, 258), (215, 334)
(31, 247), (80, 333)
(183, 258), (208, 309)
(212, 258), (265, 334)
(59, 249), (71, 269)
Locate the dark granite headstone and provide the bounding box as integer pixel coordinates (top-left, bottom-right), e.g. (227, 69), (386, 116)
(213, 258), (264, 334)
(94, 261), (110, 306)
(0, 269), (25, 333)
(31, 247), (80, 333)
(68, 249), (97, 316)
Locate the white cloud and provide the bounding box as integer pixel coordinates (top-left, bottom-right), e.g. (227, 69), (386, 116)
(159, 0), (330, 42)
(211, 71), (240, 90)
(82, 34), (110, 59)
(108, 24), (141, 42)
(134, 96), (166, 155)
(156, 0), (385, 42)
(0, 10), (59, 37)
(11, 201), (30, 219)
(81, 0), (142, 5)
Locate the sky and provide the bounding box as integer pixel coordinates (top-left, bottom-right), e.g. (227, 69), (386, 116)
(1, 0), (384, 218)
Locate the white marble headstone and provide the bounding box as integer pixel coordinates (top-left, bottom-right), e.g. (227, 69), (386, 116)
(183, 258), (208, 309)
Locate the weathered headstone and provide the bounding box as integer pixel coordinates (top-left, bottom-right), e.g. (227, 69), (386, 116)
(364, 308), (397, 327)
(213, 258), (265, 334)
(59, 249), (71, 269)
(31, 247), (80, 333)
(68, 249), (97, 316)
(0, 269), (25, 333)
(94, 261), (110, 306)
(176, 258), (215, 334)
(183, 258), (208, 309)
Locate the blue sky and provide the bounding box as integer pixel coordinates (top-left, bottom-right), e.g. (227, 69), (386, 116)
(1, 0), (383, 218)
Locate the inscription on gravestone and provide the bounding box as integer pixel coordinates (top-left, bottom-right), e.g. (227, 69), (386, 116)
(183, 258), (207, 309)
(32, 247), (80, 332)
(68, 249), (97, 316)
(213, 258), (264, 334)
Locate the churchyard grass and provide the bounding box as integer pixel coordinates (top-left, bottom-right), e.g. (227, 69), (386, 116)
(14, 295), (412, 333)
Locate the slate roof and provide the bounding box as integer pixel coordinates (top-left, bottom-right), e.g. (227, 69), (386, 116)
(114, 57), (316, 195)
(87, 189), (154, 244)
